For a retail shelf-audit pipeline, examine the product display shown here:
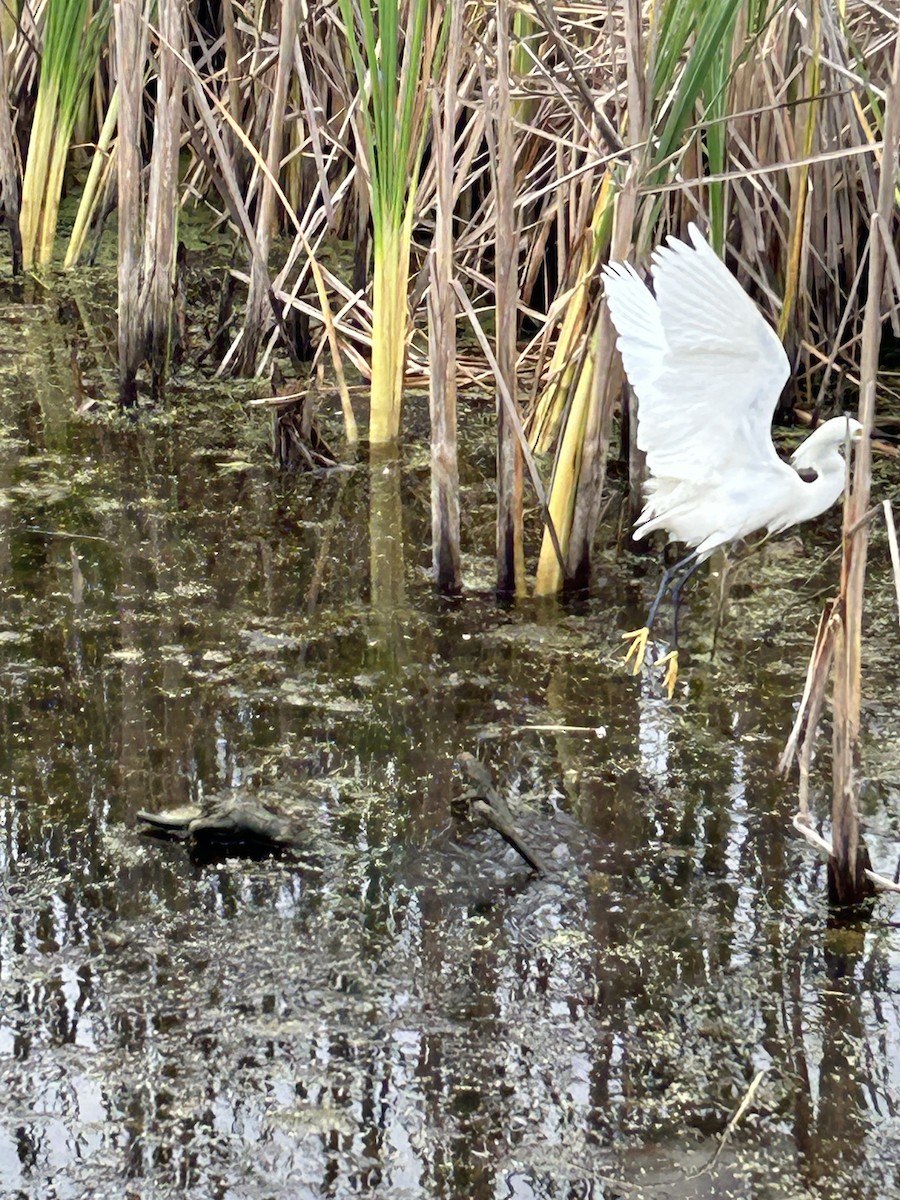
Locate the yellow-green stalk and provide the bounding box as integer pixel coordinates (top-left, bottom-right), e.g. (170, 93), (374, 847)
(534, 331), (596, 595)
(336, 0), (441, 444)
(21, 0), (110, 268)
(370, 216), (414, 442)
(528, 176), (614, 454)
(65, 86), (119, 268)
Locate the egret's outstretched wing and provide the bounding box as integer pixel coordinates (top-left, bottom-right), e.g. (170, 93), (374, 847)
(602, 224), (790, 484)
(600, 260), (667, 398)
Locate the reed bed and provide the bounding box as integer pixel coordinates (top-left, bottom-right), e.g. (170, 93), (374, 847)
(0, 0), (896, 572)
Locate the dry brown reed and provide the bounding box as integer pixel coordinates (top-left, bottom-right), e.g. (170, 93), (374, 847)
(0, 31), (22, 273)
(427, 0), (464, 594)
(0, 0), (895, 584)
(780, 21), (900, 908)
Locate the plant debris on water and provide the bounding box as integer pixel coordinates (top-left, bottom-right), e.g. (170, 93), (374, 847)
(0, 281), (899, 1200)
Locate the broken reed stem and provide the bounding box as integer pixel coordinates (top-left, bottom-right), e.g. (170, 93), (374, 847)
(828, 27), (900, 906)
(691, 1068), (768, 1181)
(493, 0), (524, 597)
(779, 602), (837, 821)
(792, 814), (900, 896)
(883, 500), (900, 630)
(427, 0), (462, 595)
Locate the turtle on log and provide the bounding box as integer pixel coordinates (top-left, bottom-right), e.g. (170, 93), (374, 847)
(137, 788), (305, 852)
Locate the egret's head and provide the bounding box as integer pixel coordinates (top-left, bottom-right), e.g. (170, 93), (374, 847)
(790, 415), (863, 472)
(840, 416), (864, 445)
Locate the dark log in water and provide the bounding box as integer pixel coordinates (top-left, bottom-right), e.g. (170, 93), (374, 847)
(456, 753), (550, 876)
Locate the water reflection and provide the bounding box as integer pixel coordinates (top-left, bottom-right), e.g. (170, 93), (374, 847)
(0, 300), (899, 1199)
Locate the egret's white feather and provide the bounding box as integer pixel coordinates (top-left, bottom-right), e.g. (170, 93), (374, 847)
(601, 225), (860, 560)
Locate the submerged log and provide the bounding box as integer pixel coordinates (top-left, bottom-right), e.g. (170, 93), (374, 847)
(456, 753), (550, 875)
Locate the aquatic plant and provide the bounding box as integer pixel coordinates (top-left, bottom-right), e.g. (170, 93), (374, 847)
(335, 0), (443, 444)
(20, 0), (110, 268)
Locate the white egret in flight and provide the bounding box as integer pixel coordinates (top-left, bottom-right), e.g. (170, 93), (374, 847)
(602, 223), (862, 695)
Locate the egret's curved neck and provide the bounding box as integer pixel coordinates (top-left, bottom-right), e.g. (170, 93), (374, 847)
(795, 447), (847, 524)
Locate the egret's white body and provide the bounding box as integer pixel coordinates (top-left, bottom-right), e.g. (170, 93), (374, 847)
(602, 224), (861, 691)
(602, 224), (861, 563)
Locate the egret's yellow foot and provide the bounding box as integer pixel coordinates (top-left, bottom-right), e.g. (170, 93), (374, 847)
(621, 626), (650, 675)
(657, 650), (679, 699)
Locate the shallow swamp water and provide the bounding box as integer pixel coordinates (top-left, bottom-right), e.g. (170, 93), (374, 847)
(1, 274), (900, 1200)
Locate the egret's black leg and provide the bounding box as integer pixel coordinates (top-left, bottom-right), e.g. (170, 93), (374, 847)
(638, 551), (702, 698)
(622, 550), (700, 679)
(670, 556), (705, 646)
(645, 550), (699, 630)
(653, 555), (707, 697)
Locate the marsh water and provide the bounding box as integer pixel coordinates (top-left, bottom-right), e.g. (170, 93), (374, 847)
(1, 274), (900, 1200)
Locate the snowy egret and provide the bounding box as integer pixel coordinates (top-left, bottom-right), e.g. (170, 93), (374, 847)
(602, 223), (862, 695)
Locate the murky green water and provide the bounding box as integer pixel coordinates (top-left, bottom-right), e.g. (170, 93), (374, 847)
(1, 276), (899, 1200)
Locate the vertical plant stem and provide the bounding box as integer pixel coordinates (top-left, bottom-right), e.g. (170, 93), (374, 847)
(830, 26), (900, 905)
(369, 218), (411, 443)
(238, 0), (296, 374)
(494, 0), (524, 597)
(565, 178), (637, 588)
(623, 0), (649, 534)
(337, 0), (438, 445)
(20, 71), (60, 269)
(533, 178), (617, 592)
(427, 0), (462, 594)
(22, 0), (111, 268)
(65, 86), (120, 268)
(778, 0), (820, 344)
(116, 0), (144, 405)
(0, 30), (21, 273)
(139, 0), (185, 393)
(221, 0), (245, 192)
(534, 336), (592, 595)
